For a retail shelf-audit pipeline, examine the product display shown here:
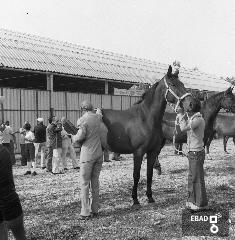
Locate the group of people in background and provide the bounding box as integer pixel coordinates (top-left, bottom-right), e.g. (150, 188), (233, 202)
(19, 116), (80, 176)
(1, 114), (121, 177)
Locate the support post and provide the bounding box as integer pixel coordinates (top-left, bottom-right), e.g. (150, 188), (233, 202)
(105, 81), (108, 95)
(47, 74), (54, 117)
(0, 88), (4, 123)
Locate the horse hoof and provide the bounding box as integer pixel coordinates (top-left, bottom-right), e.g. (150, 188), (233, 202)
(148, 198), (155, 203)
(131, 203), (141, 210)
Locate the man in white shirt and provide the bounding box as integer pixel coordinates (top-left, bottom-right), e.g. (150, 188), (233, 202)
(0, 122), (16, 164)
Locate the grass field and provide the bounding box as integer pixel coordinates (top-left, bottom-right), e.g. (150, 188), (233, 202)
(9, 139), (235, 240)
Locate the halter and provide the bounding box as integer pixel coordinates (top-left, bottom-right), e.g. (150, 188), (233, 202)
(173, 112), (189, 156)
(164, 77), (192, 112)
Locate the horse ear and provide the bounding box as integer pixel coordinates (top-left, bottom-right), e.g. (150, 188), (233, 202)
(167, 65), (172, 77)
(227, 87), (233, 93)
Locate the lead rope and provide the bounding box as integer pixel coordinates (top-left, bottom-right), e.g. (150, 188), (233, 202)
(172, 112), (195, 156)
(172, 113), (188, 156)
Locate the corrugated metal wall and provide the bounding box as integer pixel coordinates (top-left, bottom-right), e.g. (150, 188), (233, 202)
(0, 87), (140, 153)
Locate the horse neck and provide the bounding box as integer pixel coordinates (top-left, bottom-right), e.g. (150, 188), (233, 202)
(201, 92), (223, 126)
(140, 83), (167, 125)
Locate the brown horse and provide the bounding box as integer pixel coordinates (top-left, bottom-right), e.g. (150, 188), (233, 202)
(101, 65), (197, 206)
(208, 114), (235, 153)
(162, 87), (235, 157)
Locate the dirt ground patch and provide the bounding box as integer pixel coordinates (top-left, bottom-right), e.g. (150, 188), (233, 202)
(8, 139), (235, 239)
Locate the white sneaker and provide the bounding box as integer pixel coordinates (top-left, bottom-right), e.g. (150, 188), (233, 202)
(187, 202), (208, 211)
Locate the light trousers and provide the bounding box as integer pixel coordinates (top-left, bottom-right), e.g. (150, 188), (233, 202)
(34, 142), (46, 167)
(61, 138), (78, 168)
(80, 156), (103, 216)
(52, 148), (64, 173)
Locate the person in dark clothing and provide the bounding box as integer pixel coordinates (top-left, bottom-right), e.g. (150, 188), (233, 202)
(51, 118), (64, 174)
(46, 116), (63, 174)
(0, 144), (27, 239)
(33, 118), (47, 169)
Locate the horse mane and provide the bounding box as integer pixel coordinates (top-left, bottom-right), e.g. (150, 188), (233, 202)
(202, 91), (225, 108)
(134, 81), (159, 105)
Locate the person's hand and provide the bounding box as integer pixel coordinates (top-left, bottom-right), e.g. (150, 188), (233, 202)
(182, 114), (188, 121)
(96, 108), (102, 115)
(72, 135), (77, 144)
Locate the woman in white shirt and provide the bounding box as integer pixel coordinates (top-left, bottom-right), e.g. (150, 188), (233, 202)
(23, 123), (37, 176)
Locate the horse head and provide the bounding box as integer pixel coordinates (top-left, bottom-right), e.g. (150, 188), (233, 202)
(163, 65), (197, 112)
(221, 87), (235, 113)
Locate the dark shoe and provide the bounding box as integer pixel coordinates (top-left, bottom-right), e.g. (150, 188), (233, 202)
(91, 213), (99, 218)
(153, 164), (162, 175)
(74, 167), (80, 170)
(24, 171), (31, 175)
(41, 166), (46, 170)
(112, 157), (121, 161)
(46, 169), (52, 173)
(79, 215), (91, 220)
(104, 160), (111, 162)
(31, 171), (37, 176)
(64, 168), (68, 171)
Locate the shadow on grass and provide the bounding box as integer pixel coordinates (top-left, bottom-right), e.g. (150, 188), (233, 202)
(162, 188), (177, 194)
(169, 168), (187, 174)
(215, 184), (234, 191)
(204, 165), (234, 175)
(27, 221), (84, 240)
(126, 236), (149, 240)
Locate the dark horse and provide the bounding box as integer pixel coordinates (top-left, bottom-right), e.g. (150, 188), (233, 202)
(101, 66), (197, 206)
(208, 114), (235, 153)
(162, 87), (235, 158)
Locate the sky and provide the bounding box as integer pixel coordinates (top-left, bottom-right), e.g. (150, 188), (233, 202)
(0, 0), (235, 78)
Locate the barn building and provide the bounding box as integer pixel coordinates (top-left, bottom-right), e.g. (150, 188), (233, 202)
(0, 28), (231, 151)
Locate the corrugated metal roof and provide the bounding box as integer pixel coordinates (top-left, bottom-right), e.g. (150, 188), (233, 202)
(0, 28), (231, 91)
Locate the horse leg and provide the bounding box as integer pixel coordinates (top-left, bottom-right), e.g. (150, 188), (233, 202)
(178, 143), (183, 156)
(205, 136), (213, 159)
(153, 138), (165, 175)
(132, 154), (143, 206)
(174, 142), (179, 155)
(223, 136), (229, 153)
(146, 151), (157, 203)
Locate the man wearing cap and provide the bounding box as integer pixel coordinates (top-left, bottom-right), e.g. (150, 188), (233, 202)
(73, 100), (103, 220)
(34, 118), (47, 169)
